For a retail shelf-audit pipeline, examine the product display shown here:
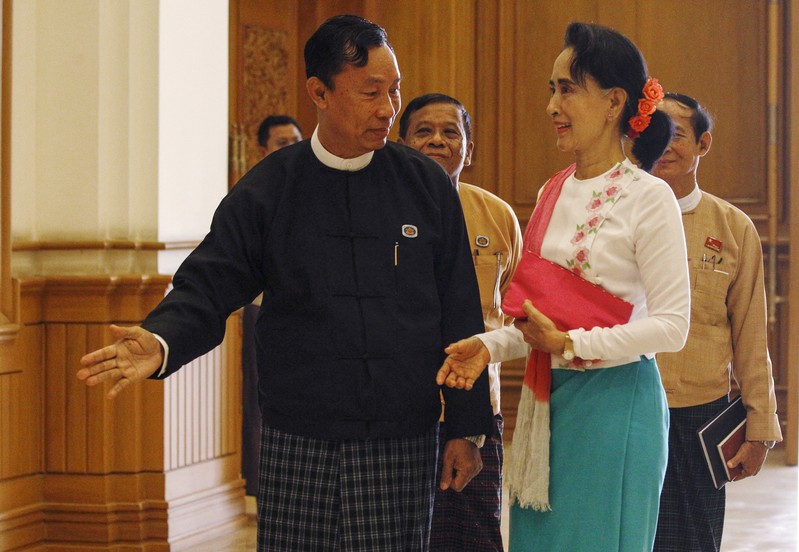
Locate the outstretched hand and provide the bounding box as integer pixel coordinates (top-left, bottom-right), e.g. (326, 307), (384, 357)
(436, 337), (490, 391)
(77, 324), (164, 399)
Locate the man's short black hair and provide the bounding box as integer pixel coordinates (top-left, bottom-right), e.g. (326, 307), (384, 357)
(663, 92), (714, 142)
(304, 14), (392, 89)
(398, 93), (472, 142)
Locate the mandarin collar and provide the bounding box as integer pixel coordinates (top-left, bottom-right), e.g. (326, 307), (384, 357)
(678, 184), (702, 213)
(311, 126), (374, 171)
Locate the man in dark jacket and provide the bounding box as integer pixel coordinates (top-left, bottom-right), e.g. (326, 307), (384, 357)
(78, 14), (493, 551)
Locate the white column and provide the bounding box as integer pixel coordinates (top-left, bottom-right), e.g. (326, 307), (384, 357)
(157, 0), (228, 274)
(9, 0), (228, 276)
(32, 0), (100, 241)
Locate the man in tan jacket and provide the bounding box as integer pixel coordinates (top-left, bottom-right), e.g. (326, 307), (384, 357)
(652, 92), (782, 552)
(399, 93), (522, 551)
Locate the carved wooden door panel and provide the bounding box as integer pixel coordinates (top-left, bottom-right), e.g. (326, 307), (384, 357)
(229, 0), (300, 187)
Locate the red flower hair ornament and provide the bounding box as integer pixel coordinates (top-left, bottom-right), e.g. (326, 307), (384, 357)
(626, 77), (664, 139)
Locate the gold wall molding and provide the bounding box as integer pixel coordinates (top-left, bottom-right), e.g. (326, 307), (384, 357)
(10, 240), (200, 280)
(12, 239), (199, 252)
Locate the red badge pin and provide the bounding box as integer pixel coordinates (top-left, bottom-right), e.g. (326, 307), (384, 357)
(704, 236), (722, 252)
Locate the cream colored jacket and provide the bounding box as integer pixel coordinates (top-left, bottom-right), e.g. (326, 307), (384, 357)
(657, 190), (781, 441)
(456, 182), (522, 415)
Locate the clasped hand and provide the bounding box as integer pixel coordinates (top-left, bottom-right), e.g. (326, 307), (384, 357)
(727, 440), (769, 481)
(512, 300), (565, 354)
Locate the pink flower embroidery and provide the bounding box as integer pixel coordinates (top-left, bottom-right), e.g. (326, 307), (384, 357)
(565, 162), (628, 277)
(571, 228), (587, 245)
(603, 183), (621, 199)
(586, 197), (603, 211)
(571, 357), (588, 368)
(607, 168), (623, 181)
(586, 214), (604, 229)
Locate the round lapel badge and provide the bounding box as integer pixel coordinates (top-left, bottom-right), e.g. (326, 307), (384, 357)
(402, 224), (419, 238)
(475, 235), (490, 248)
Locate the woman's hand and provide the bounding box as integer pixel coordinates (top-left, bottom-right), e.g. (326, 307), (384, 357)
(436, 337), (491, 390)
(513, 300), (567, 355)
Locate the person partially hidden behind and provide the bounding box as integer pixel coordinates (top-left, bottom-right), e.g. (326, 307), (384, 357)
(399, 93), (523, 551)
(256, 114), (303, 158)
(77, 14), (494, 551)
(241, 113), (304, 497)
(652, 92), (782, 552)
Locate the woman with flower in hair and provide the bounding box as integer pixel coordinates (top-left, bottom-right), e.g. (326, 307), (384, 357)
(437, 21), (690, 551)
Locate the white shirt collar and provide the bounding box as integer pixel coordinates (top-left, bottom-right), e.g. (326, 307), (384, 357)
(311, 126), (374, 171)
(677, 184), (702, 213)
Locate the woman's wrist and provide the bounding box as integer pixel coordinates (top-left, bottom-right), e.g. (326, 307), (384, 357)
(561, 331), (575, 360)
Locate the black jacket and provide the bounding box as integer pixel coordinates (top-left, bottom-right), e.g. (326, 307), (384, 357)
(144, 141), (494, 440)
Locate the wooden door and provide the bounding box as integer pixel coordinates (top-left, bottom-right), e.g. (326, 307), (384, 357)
(229, 0), (301, 185)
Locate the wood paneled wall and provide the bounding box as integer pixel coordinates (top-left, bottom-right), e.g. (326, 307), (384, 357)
(0, 276), (245, 551)
(788, 0), (799, 466)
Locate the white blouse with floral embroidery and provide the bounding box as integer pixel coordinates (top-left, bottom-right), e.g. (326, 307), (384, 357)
(480, 158), (690, 370)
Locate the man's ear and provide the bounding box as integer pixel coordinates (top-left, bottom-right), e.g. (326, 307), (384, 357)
(464, 141), (474, 167)
(397, 136), (405, 145)
(306, 77), (328, 109)
(698, 131), (712, 157)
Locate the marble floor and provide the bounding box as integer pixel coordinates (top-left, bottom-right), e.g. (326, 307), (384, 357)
(720, 447), (797, 552)
(192, 447), (797, 551)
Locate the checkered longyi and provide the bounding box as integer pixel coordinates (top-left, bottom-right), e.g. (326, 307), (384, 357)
(654, 396), (728, 552)
(257, 423), (439, 551)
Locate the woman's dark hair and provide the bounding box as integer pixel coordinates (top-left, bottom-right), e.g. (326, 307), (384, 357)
(304, 14), (392, 89)
(563, 22), (673, 172)
(398, 93), (473, 142)
(663, 92), (714, 142)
